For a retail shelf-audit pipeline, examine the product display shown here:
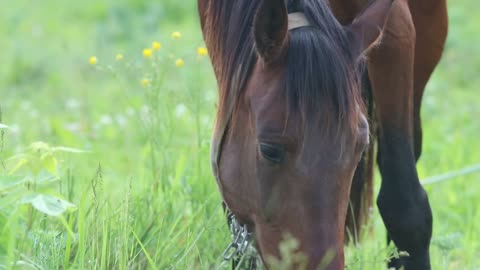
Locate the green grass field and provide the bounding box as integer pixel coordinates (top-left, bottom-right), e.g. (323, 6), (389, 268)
(0, 0), (479, 269)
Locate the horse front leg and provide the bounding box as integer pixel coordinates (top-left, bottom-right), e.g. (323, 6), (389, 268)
(367, 0), (432, 269)
(410, 0), (448, 162)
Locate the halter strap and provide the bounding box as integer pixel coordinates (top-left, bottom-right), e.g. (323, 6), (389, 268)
(288, 12), (310, 30)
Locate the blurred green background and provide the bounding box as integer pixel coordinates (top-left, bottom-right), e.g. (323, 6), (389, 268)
(0, 0), (479, 269)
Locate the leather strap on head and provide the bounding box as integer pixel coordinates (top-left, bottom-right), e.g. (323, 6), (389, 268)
(288, 12), (310, 30)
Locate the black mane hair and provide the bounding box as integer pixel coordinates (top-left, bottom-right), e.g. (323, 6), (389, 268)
(286, 0), (362, 138)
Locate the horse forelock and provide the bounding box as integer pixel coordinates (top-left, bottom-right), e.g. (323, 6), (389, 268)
(286, 0), (364, 145)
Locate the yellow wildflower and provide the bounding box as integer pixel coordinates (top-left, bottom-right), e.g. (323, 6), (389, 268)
(89, 56), (97, 65)
(175, 58), (184, 68)
(116, 53), (124, 61)
(171, 31), (182, 39)
(152, 41), (162, 51)
(141, 78), (150, 87)
(143, 49), (153, 59)
(197, 47), (208, 57)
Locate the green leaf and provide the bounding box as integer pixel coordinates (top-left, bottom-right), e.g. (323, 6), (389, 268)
(21, 193), (76, 217)
(8, 158), (28, 175)
(36, 171), (59, 184)
(0, 123), (8, 129)
(41, 155), (58, 176)
(52, 146), (87, 153)
(0, 175), (31, 191)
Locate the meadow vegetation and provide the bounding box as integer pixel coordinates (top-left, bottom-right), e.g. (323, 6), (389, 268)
(0, 0), (479, 269)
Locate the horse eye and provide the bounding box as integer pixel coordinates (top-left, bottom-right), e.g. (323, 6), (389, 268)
(259, 143), (286, 164)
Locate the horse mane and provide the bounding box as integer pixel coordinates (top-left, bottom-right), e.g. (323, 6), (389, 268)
(201, 1), (260, 130)
(202, 0), (363, 143)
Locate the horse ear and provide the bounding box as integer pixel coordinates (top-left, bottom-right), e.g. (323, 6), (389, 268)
(347, 0), (394, 58)
(254, 0), (289, 64)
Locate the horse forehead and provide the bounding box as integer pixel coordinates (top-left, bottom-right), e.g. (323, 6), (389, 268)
(246, 61), (285, 95)
(249, 99), (289, 140)
(245, 63), (285, 110)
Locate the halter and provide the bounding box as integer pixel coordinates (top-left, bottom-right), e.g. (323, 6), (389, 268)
(216, 12), (310, 270)
(288, 12), (311, 30)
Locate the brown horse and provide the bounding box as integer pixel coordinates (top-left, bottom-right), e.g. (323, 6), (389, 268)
(198, 0), (448, 269)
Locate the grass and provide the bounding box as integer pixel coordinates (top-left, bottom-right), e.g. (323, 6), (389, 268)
(0, 0), (479, 269)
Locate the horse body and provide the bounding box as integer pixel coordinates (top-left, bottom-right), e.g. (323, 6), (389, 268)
(198, 0), (448, 269)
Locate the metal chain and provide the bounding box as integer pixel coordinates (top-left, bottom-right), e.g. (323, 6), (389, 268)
(217, 211), (262, 270)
